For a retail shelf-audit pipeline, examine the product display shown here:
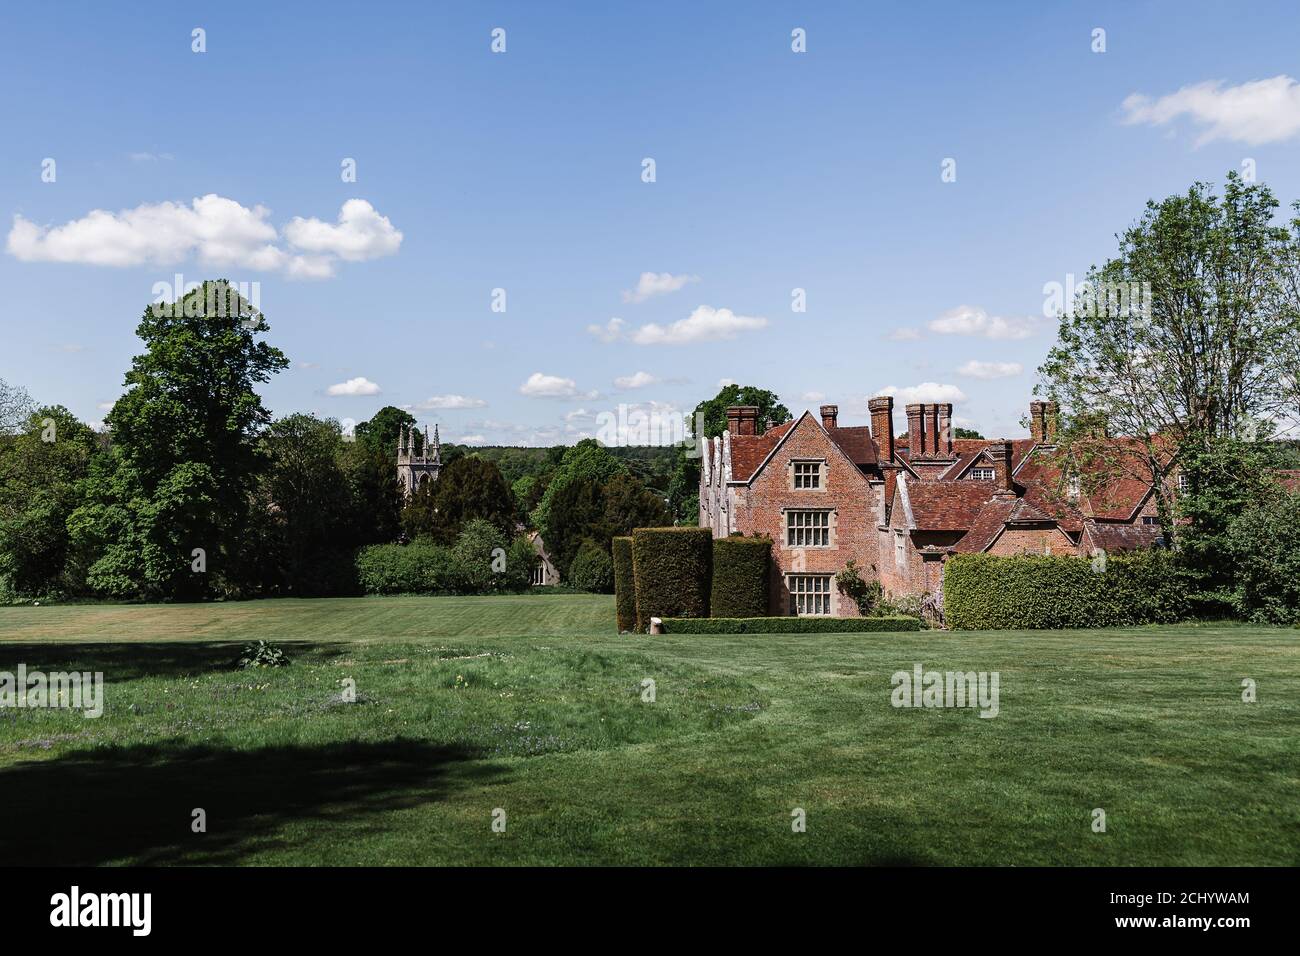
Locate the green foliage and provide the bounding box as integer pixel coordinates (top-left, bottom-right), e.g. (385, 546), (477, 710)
(954, 428), (985, 440)
(354, 523), (532, 596)
(1224, 488), (1300, 624)
(0, 407), (99, 597)
(834, 559), (881, 616)
(237, 640), (290, 669)
(710, 536), (770, 617)
(530, 439), (626, 534)
(67, 282), (287, 599)
(353, 405), (416, 456)
(569, 539), (615, 594)
(403, 455), (515, 544)
(631, 527), (712, 631)
(540, 466), (670, 581)
(944, 551), (1188, 630)
(612, 536), (636, 632)
(662, 616), (921, 634)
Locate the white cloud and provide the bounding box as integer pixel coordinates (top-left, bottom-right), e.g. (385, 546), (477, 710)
(7, 195), (402, 279)
(621, 271), (699, 303)
(802, 391), (826, 402)
(628, 305), (768, 346)
(297, 361), (320, 369)
(456, 434), (487, 445)
(873, 382), (968, 405)
(1121, 75), (1300, 146)
(327, 376), (381, 396)
(586, 317), (626, 343)
(614, 371), (660, 389)
(929, 304), (1036, 340)
(410, 394), (487, 410)
(129, 152), (174, 162)
(282, 199), (403, 262)
(717, 378), (735, 388)
(956, 360), (1023, 380)
(96, 401), (115, 411)
(519, 372), (595, 399)
(890, 327), (922, 341)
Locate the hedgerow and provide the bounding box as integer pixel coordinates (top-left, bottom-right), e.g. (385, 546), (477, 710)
(612, 536), (636, 632)
(662, 616), (921, 634)
(944, 550), (1187, 629)
(710, 536), (770, 617)
(632, 527), (712, 631)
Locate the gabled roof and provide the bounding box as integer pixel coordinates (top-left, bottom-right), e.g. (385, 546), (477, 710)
(728, 414), (878, 484)
(728, 420), (795, 482)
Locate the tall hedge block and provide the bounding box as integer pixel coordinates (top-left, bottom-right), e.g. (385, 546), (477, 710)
(612, 536), (636, 633)
(632, 527), (712, 631)
(710, 536), (771, 617)
(944, 551), (1187, 629)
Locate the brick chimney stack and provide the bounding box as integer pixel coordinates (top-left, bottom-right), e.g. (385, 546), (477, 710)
(1044, 401), (1058, 444)
(726, 405), (759, 436)
(905, 403), (926, 457)
(988, 440), (1016, 497)
(935, 403), (953, 456)
(1029, 400), (1048, 444)
(820, 404), (839, 430)
(868, 396), (894, 463)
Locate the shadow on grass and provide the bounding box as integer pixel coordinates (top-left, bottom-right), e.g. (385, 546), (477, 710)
(0, 641), (349, 682)
(0, 738), (499, 865)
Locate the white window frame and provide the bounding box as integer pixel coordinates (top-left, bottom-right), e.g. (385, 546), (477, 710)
(968, 466), (995, 481)
(788, 574), (833, 616)
(894, 530), (907, 571)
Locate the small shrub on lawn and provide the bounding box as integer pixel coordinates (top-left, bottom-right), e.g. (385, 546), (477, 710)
(711, 536), (770, 617)
(662, 616), (921, 634)
(612, 536), (636, 632)
(632, 527), (712, 631)
(237, 640), (290, 668)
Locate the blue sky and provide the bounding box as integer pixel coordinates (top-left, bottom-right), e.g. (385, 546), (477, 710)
(3, 0), (1299, 444)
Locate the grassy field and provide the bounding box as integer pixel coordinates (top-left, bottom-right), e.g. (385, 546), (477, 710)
(0, 594), (1295, 866)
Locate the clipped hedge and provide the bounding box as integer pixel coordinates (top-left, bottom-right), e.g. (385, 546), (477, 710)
(944, 550), (1187, 630)
(632, 527), (712, 631)
(612, 536), (636, 633)
(710, 536), (771, 617)
(662, 616), (921, 634)
(570, 540), (614, 593)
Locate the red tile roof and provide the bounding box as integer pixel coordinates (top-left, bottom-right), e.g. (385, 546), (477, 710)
(729, 417), (878, 482)
(905, 480), (999, 531)
(827, 425), (878, 469)
(1084, 522), (1164, 552)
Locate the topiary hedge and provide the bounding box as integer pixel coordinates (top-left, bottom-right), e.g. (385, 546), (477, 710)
(632, 527), (712, 631)
(662, 616), (921, 634)
(612, 536), (636, 632)
(710, 536), (771, 617)
(944, 550), (1187, 630)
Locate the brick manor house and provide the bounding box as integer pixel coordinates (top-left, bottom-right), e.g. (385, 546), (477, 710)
(698, 398), (1179, 617)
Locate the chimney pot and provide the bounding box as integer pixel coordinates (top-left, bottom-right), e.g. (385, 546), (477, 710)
(987, 440), (1016, 497)
(868, 396), (895, 464)
(905, 403), (926, 458)
(820, 404), (839, 430)
(726, 405), (759, 436)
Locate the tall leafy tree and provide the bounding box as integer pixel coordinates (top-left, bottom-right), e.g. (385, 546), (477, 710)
(403, 455), (515, 543)
(1040, 173), (1300, 542)
(68, 282), (287, 598)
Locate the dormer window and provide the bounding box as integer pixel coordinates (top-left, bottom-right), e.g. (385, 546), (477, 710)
(1067, 475), (1081, 501)
(968, 467), (995, 480)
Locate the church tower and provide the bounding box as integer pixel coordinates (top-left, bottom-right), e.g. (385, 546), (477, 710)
(396, 423), (441, 498)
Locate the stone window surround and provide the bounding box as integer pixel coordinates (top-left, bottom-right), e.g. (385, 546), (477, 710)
(788, 458), (828, 491)
(782, 507), (836, 548)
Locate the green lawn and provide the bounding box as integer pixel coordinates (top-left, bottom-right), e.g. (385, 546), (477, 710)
(0, 594), (1295, 866)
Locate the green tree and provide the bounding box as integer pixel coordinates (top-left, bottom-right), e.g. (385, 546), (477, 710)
(530, 439), (626, 533)
(0, 407), (99, 596)
(1040, 173), (1300, 545)
(404, 455), (515, 543)
(68, 282), (287, 598)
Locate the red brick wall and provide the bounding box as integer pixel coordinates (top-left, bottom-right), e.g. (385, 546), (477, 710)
(985, 526), (1079, 556)
(730, 415), (880, 615)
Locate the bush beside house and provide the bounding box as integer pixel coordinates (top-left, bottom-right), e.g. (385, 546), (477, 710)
(710, 536), (771, 617)
(944, 550), (1187, 629)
